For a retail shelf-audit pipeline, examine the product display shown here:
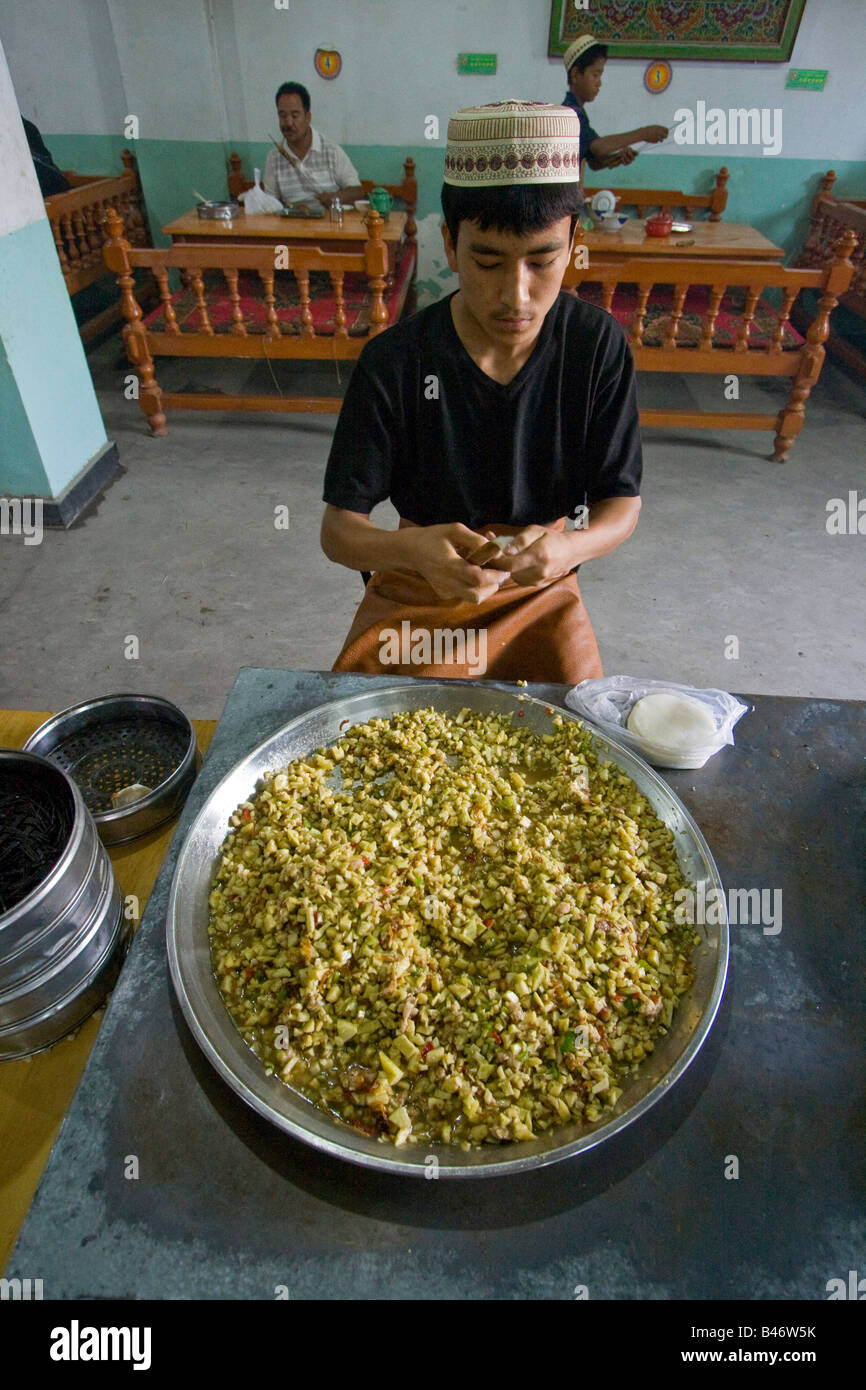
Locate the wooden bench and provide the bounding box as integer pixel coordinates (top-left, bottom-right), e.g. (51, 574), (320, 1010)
(584, 167), (729, 222)
(563, 230), (856, 461)
(102, 205), (417, 435)
(792, 171), (866, 380)
(227, 151), (418, 244)
(807, 169), (866, 213)
(44, 149), (152, 342)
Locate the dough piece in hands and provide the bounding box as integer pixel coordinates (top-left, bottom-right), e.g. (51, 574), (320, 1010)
(467, 535), (515, 567)
(627, 692), (717, 752)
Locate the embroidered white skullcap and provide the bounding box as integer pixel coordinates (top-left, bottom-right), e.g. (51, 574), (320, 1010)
(443, 100), (581, 187)
(563, 33), (601, 72)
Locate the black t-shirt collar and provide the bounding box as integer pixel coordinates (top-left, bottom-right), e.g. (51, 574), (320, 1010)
(443, 290), (561, 394)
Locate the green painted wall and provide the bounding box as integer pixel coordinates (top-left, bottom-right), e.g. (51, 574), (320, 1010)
(42, 133), (866, 267)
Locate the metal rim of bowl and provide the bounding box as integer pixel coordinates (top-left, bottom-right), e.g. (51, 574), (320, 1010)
(23, 694), (198, 844)
(167, 683), (730, 1180)
(196, 201), (240, 219)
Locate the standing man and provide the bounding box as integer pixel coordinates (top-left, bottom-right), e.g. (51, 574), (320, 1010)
(320, 101), (642, 684)
(562, 34), (668, 171)
(263, 82), (365, 209)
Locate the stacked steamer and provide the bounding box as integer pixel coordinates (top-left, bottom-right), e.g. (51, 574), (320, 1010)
(0, 751), (126, 1059)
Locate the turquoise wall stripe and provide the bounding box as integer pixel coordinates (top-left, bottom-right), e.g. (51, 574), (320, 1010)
(0, 335), (46, 496)
(45, 134), (129, 178)
(0, 218), (107, 497)
(42, 134), (866, 263)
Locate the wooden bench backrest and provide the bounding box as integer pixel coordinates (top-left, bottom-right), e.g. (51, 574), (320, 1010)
(796, 173), (866, 319)
(584, 167), (729, 222)
(562, 232), (855, 355)
(44, 149), (150, 295)
(103, 206), (391, 340)
(811, 169), (866, 214)
(119, 241), (369, 276)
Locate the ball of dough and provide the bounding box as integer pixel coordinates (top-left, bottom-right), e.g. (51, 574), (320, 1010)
(627, 692), (717, 751)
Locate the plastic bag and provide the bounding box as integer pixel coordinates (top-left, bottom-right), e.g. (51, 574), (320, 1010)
(239, 168), (284, 215)
(565, 676), (749, 770)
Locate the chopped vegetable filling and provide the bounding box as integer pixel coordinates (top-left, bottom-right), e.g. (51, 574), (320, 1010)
(208, 708), (697, 1148)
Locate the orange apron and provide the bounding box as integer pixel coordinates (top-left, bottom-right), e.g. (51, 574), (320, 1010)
(332, 518), (603, 684)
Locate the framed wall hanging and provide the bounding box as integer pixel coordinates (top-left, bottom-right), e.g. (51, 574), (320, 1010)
(549, 0), (808, 63)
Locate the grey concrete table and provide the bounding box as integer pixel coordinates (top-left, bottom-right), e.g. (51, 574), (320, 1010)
(8, 671), (865, 1299)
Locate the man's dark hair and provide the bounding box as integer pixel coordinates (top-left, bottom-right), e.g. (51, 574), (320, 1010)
(569, 42), (608, 76)
(441, 182), (583, 248)
(275, 81), (310, 111)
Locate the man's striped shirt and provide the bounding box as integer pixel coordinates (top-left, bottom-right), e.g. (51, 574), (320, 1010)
(262, 127), (359, 206)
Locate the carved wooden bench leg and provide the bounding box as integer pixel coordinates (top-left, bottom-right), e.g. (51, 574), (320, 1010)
(772, 345), (823, 462)
(123, 325), (166, 435)
(104, 206), (167, 435)
(140, 376), (167, 436)
(774, 231), (856, 459)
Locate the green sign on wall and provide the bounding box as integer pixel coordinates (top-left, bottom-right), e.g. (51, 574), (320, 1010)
(458, 53), (497, 75)
(786, 68), (828, 89)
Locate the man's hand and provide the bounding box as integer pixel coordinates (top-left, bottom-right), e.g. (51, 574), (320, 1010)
(411, 523), (512, 603)
(620, 145), (639, 164)
(321, 502), (640, 598)
(642, 125), (669, 143)
(480, 526), (582, 587)
(476, 500), (642, 586)
(596, 149), (627, 169)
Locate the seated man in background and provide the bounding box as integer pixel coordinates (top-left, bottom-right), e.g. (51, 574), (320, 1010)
(320, 100), (642, 684)
(22, 117), (71, 196)
(263, 81), (365, 209)
(562, 34), (668, 171)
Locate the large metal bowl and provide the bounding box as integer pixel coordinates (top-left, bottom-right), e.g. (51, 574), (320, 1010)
(167, 684), (729, 1177)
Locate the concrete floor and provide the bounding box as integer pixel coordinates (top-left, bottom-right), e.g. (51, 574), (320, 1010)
(1, 334), (864, 722)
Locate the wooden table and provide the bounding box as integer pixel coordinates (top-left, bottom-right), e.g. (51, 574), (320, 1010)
(581, 218), (784, 264)
(0, 709), (216, 1272)
(163, 207), (408, 275)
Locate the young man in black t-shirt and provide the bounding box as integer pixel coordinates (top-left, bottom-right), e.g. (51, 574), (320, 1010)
(320, 100), (642, 683)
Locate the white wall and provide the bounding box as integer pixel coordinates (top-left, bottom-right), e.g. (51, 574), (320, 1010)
(0, 0), (125, 134)
(0, 36), (45, 235)
(2, 0), (864, 161)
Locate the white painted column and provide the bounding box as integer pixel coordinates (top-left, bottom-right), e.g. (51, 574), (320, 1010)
(0, 37), (115, 521)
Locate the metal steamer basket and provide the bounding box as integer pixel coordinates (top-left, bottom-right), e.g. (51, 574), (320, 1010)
(168, 684), (729, 1177)
(0, 751), (127, 1059)
(25, 694), (198, 846)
